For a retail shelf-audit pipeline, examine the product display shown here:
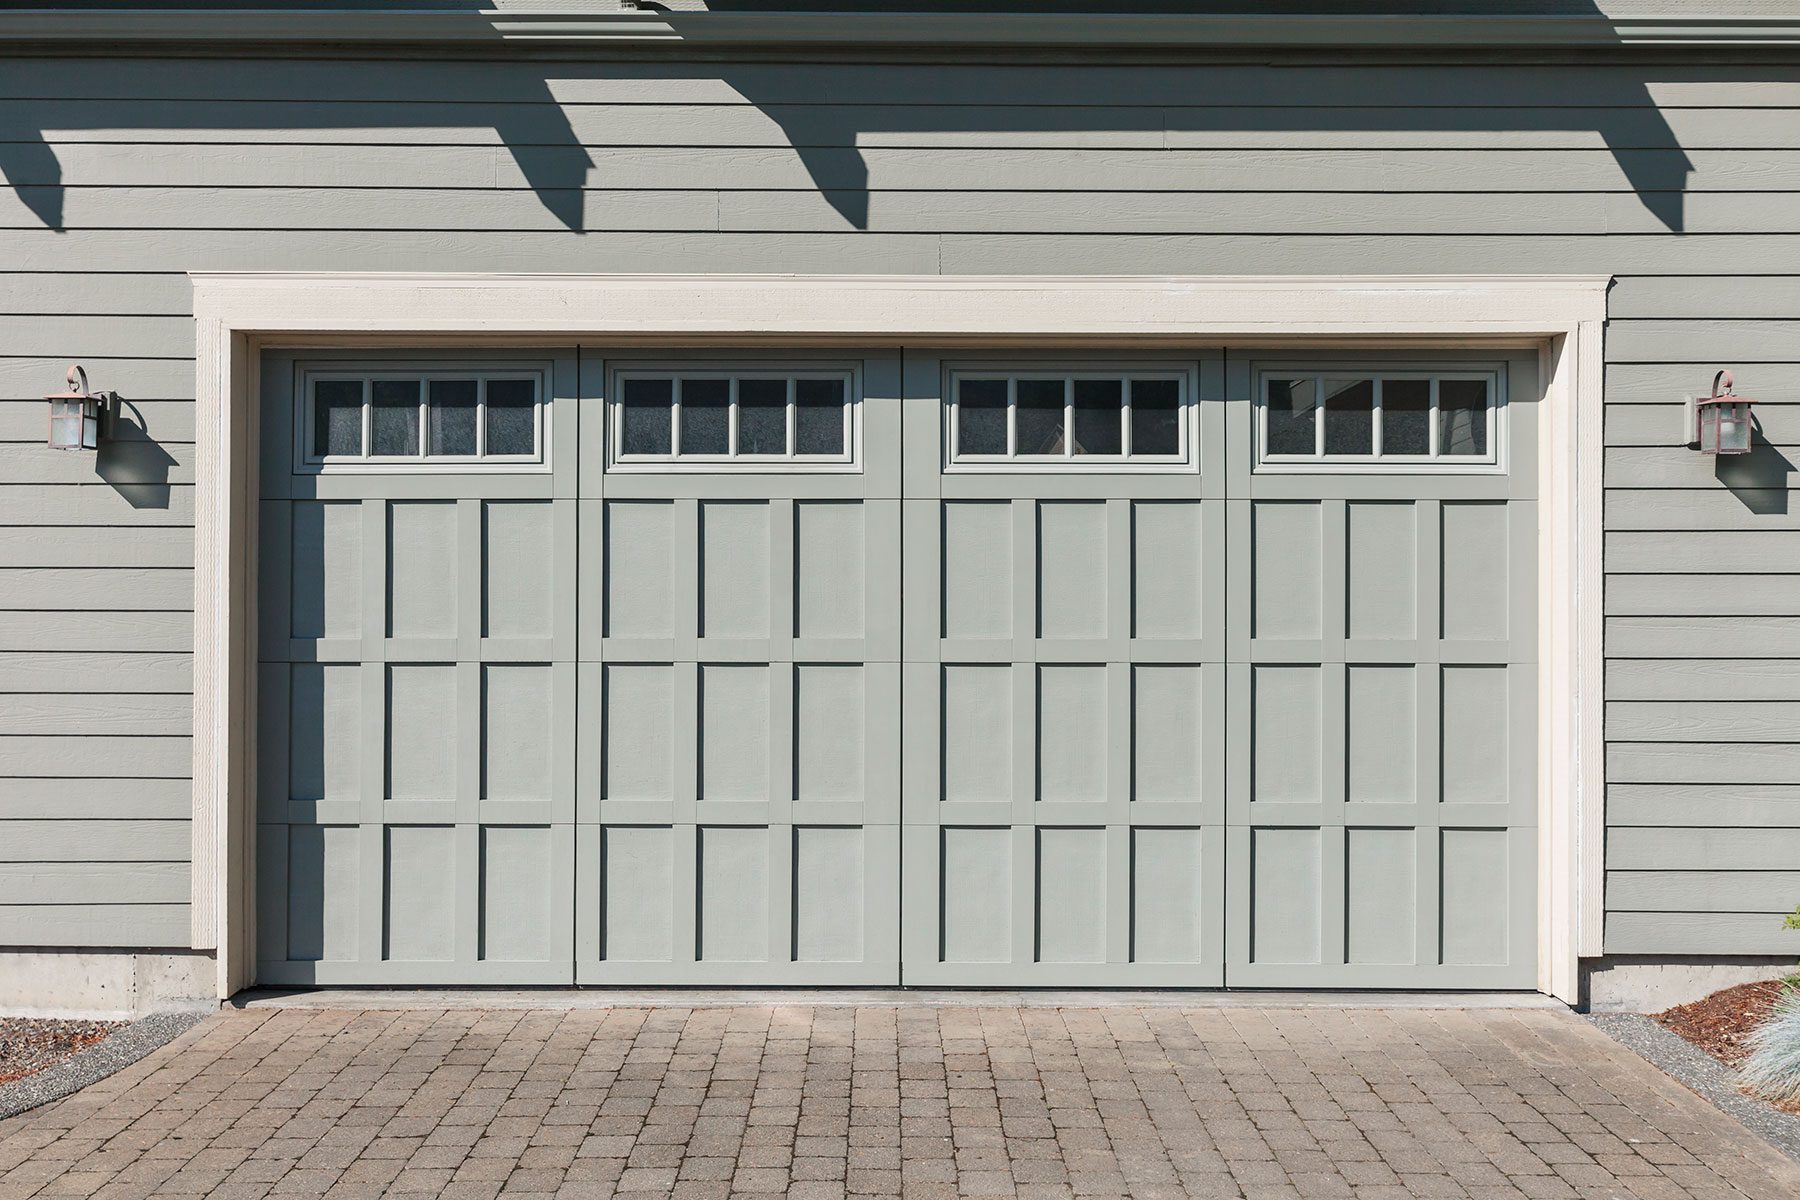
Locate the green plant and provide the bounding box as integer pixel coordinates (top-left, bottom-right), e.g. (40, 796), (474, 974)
(1787, 905), (1800, 932)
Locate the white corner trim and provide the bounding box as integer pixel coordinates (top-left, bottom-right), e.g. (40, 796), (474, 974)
(189, 272), (1607, 1002)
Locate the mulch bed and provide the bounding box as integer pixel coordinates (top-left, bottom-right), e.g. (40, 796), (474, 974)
(0, 1018), (123, 1086)
(1655, 980), (1793, 1068)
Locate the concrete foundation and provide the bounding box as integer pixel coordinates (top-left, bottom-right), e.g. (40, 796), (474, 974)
(0, 949), (217, 1019)
(1583, 955), (1795, 1013)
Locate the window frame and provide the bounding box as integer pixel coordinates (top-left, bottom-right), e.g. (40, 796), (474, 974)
(605, 362), (862, 473)
(1252, 360), (1507, 474)
(294, 362), (552, 474)
(942, 362), (1199, 473)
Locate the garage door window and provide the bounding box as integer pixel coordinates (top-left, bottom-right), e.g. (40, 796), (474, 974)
(608, 368), (857, 470)
(1257, 366), (1502, 470)
(301, 368), (547, 470)
(946, 368), (1192, 470)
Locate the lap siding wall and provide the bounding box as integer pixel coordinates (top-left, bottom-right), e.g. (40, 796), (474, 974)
(0, 52), (1795, 958)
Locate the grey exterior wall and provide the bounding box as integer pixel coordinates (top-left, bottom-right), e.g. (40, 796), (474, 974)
(1, 43), (1798, 962)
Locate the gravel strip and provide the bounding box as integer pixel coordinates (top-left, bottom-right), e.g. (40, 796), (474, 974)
(0, 1018), (121, 1085)
(0, 1010), (210, 1122)
(1589, 1011), (1800, 1164)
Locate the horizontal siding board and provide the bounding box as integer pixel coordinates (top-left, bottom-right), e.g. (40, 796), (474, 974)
(0, 819), (189, 862)
(0, 358), (195, 400)
(1607, 531), (1800, 574)
(0, 735), (191, 778)
(0, 777), (191, 819)
(1605, 911), (1800, 955)
(0, 903), (189, 948)
(1609, 276), (1800, 319)
(0, 401), (196, 445)
(1609, 404), (1800, 449)
(1603, 491), (1800, 531)
(12, 187), (1800, 238)
(0, 652), (190, 694)
(0, 318), (194, 364)
(1606, 362), (1800, 403)
(0, 612), (192, 653)
(21, 144), (1800, 196)
(1608, 741), (1800, 785)
(1608, 701), (1800, 742)
(0, 568), (193, 612)
(1607, 320), (1800, 364)
(0, 693), (192, 737)
(1609, 826), (1800, 871)
(0, 527), (193, 568)
(1606, 659), (1800, 702)
(0, 488), (196, 528)
(1605, 446), (1800, 489)
(0, 861), (188, 905)
(1608, 870), (1800, 913)
(1607, 574), (1800, 616)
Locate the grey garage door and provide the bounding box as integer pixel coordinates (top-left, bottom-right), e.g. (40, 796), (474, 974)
(256, 347), (1536, 989)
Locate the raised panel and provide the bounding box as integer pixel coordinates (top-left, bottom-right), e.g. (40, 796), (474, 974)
(1253, 666), (1322, 804)
(1132, 501), (1203, 640)
(698, 825), (769, 962)
(1038, 501), (1107, 639)
(290, 500), (361, 639)
(1253, 501), (1321, 640)
(700, 665), (770, 803)
(604, 665), (675, 802)
(285, 825), (358, 962)
(796, 501), (864, 639)
(1346, 501), (1415, 640)
(794, 826), (864, 963)
(1442, 666), (1509, 805)
(1347, 666), (1415, 805)
(1036, 827), (1106, 963)
(481, 826), (554, 962)
(1441, 829), (1510, 965)
(385, 825), (456, 961)
(1038, 666), (1107, 804)
(387, 501), (458, 638)
(1250, 827), (1320, 965)
(387, 665), (456, 801)
(941, 826), (1011, 963)
(701, 501), (770, 639)
(1131, 828), (1205, 963)
(606, 500), (675, 639)
(602, 826), (673, 962)
(483, 501), (554, 639)
(942, 666), (1011, 803)
(1346, 828), (1415, 965)
(1133, 666), (1204, 803)
(942, 501), (1011, 640)
(796, 665), (863, 803)
(288, 664), (360, 802)
(1441, 502), (1508, 641)
(483, 666), (552, 802)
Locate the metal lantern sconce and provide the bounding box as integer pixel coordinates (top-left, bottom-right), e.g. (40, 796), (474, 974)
(46, 365), (113, 452)
(1689, 369), (1756, 456)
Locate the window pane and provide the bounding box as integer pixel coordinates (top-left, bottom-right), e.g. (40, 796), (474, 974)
(621, 376), (673, 455)
(1266, 378), (1317, 456)
(795, 378), (845, 455)
(1071, 378), (1123, 455)
(737, 378), (787, 455)
(1015, 378), (1066, 456)
(1129, 379), (1180, 456)
(1322, 378), (1373, 455)
(680, 378), (729, 455)
(1439, 379), (1489, 456)
(1380, 379), (1430, 455)
(485, 378), (537, 456)
(313, 379), (363, 457)
(428, 379), (478, 456)
(956, 378), (1008, 456)
(370, 379), (421, 456)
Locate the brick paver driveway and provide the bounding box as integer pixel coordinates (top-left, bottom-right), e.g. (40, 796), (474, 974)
(2, 1004), (1797, 1199)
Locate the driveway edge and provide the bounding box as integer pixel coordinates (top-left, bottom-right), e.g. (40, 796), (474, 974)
(0, 1009), (211, 1122)
(1588, 1011), (1800, 1164)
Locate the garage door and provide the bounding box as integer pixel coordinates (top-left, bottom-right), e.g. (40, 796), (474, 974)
(256, 347), (1535, 989)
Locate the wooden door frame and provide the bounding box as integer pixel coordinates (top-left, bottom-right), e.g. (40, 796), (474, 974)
(191, 272), (1608, 1001)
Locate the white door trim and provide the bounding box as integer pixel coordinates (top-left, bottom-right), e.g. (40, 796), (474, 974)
(191, 272), (1607, 1002)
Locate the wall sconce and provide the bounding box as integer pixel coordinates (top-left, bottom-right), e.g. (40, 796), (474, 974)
(46, 365), (114, 452)
(1686, 369), (1756, 456)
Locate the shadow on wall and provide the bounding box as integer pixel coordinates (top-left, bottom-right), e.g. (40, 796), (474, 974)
(0, 0), (1692, 234)
(96, 398), (176, 510)
(1716, 415), (1793, 515)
